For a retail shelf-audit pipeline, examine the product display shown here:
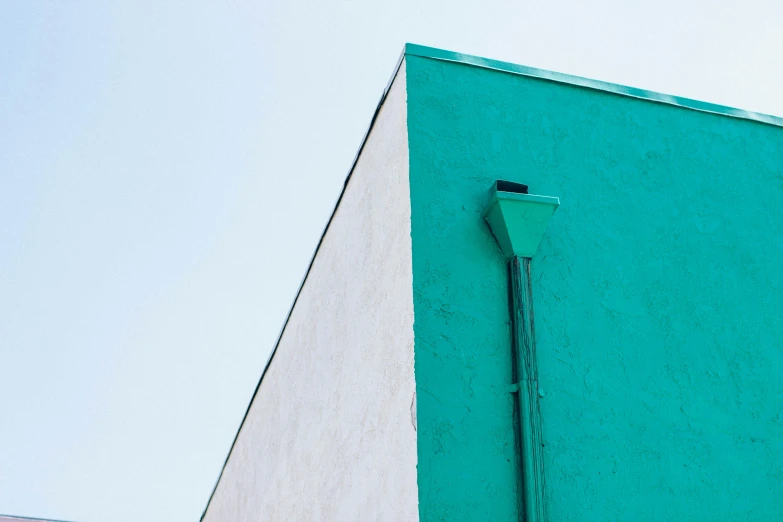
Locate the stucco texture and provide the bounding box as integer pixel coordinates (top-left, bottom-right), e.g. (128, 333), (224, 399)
(406, 54), (783, 521)
(202, 63), (418, 521)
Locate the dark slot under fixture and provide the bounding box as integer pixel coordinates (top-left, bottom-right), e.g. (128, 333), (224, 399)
(482, 180), (560, 522)
(495, 180), (530, 195)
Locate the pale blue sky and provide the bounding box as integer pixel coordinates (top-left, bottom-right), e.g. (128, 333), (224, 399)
(1, 1), (781, 521)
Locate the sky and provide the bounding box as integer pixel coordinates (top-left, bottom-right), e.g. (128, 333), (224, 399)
(1, 1), (781, 521)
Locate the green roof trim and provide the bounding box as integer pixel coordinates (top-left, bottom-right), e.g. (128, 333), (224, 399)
(404, 43), (783, 128)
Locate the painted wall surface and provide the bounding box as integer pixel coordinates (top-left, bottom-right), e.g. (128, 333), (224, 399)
(202, 63), (419, 521)
(406, 54), (783, 521)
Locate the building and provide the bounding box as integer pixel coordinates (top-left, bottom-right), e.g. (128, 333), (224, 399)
(0, 515), (73, 522)
(201, 44), (783, 521)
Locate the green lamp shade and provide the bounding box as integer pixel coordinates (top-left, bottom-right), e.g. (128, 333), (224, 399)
(482, 185), (560, 258)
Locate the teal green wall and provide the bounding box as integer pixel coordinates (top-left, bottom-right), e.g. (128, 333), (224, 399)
(406, 54), (783, 521)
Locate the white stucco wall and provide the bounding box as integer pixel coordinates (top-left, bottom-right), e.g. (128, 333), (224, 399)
(202, 62), (417, 521)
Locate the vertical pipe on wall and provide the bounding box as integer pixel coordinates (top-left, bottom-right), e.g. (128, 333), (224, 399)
(509, 256), (545, 522)
(482, 181), (559, 521)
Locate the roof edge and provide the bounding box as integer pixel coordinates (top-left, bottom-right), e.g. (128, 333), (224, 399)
(0, 514), (78, 522)
(198, 46), (407, 522)
(404, 43), (783, 128)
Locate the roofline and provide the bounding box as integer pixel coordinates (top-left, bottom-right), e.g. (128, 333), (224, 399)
(0, 514), (78, 522)
(199, 42), (782, 521)
(198, 46), (407, 522)
(405, 43), (783, 128)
